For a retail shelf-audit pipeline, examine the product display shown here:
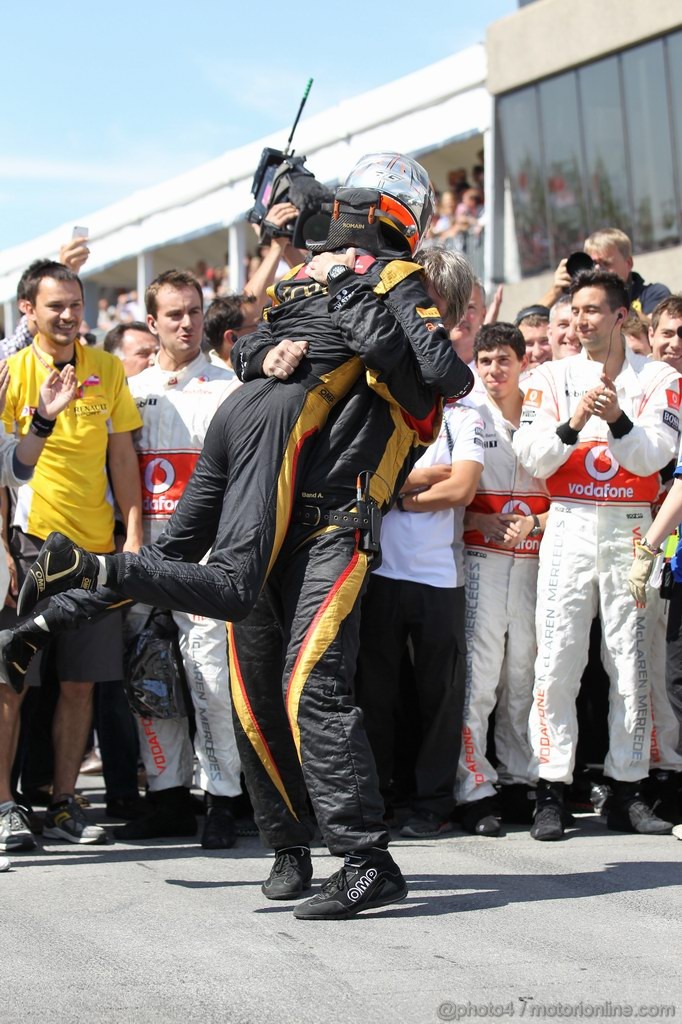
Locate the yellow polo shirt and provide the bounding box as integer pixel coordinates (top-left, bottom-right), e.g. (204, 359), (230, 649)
(3, 339), (142, 551)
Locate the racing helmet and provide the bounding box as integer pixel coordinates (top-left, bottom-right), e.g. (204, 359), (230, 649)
(343, 152), (435, 253)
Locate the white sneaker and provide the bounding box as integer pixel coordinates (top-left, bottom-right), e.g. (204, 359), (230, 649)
(0, 802), (36, 852)
(0, 856), (10, 872)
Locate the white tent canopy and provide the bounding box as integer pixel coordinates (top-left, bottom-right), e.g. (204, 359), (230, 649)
(0, 45), (488, 321)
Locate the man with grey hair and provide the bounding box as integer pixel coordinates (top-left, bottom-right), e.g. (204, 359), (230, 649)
(547, 295), (581, 360)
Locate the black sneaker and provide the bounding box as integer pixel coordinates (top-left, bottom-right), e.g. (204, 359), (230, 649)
(293, 848), (407, 920)
(606, 799), (672, 835)
(460, 797), (502, 837)
(530, 804), (564, 841)
(201, 805), (237, 850)
(17, 531), (101, 616)
(644, 770), (682, 825)
(0, 630), (40, 695)
(262, 847), (313, 900)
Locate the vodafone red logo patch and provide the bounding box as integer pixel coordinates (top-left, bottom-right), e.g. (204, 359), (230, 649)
(585, 445), (619, 481)
(143, 457), (176, 495)
(502, 499), (532, 516)
(666, 388), (681, 411)
(138, 451), (199, 517)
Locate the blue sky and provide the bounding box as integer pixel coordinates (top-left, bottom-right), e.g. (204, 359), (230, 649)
(1, 0), (516, 249)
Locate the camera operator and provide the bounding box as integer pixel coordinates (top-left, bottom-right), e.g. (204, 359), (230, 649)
(539, 228), (670, 319)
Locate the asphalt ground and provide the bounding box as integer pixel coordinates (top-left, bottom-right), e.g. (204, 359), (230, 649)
(2, 778), (681, 1024)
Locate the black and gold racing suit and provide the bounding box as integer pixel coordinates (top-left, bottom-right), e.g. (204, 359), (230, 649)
(223, 260), (475, 856)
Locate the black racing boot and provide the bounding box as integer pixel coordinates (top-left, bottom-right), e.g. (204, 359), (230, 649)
(0, 622), (50, 694)
(294, 847), (407, 920)
(262, 846), (313, 900)
(530, 780), (566, 841)
(643, 771), (682, 826)
(606, 780), (673, 834)
(117, 786), (197, 840)
(460, 796), (502, 836)
(499, 783), (537, 825)
(201, 794), (237, 849)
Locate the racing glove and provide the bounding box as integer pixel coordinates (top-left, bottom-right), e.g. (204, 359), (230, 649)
(628, 540), (659, 605)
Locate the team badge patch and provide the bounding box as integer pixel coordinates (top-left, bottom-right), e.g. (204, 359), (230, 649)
(524, 388), (543, 408)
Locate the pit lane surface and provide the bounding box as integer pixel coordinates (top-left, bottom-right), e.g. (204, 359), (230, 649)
(2, 779), (680, 1024)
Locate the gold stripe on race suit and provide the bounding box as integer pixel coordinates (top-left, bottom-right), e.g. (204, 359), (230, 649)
(285, 546), (370, 759)
(227, 623), (299, 820)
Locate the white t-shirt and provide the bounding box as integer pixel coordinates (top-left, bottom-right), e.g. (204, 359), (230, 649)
(375, 403), (485, 588)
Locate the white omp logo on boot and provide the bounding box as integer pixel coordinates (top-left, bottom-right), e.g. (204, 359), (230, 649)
(348, 866), (377, 901)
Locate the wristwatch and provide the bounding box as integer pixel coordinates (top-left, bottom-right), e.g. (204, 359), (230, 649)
(528, 514), (543, 538)
(326, 264), (350, 284)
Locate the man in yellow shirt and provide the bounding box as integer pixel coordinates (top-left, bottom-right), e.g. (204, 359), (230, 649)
(0, 259), (142, 847)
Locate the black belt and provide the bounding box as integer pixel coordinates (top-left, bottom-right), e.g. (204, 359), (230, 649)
(292, 505), (372, 529)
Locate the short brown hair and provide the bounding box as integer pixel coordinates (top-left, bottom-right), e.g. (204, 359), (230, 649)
(518, 314), (548, 329)
(145, 270), (203, 318)
(650, 294), (682, 334)
(22, 260), (84, 305)
(204, 294), (258, 351)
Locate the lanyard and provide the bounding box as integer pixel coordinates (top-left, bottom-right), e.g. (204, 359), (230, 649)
(32, 340), (76, 376)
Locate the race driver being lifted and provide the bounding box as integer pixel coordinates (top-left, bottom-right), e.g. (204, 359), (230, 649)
(513, 269), (680, 840)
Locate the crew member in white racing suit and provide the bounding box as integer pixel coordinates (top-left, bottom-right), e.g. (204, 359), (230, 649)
(121, 301), (243, 846)
(513, 270), (681, 839)
(456, 323), (550, 835)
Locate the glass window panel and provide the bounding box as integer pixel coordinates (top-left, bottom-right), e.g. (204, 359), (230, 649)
(665, 30), (682, 238)
(621, 40), (679, 251)
(579, 57), (632, 236)
(538, 73), (587, 261)
(498, 88), (550, 276)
